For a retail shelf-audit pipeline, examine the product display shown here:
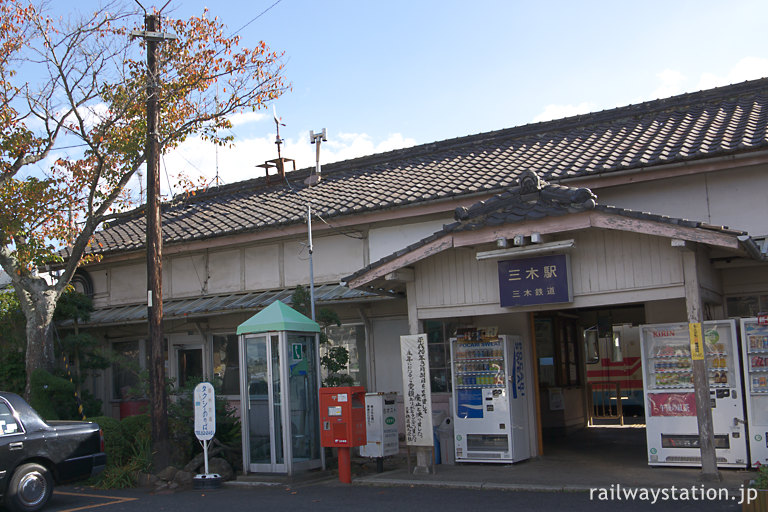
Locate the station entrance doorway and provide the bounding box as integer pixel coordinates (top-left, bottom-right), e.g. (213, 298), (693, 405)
(533, 306), (647, 453)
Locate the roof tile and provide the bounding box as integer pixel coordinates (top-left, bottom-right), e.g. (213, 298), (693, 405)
(88, 78), (768, 257)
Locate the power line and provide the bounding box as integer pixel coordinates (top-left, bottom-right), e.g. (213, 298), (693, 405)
(231, 0), (284, 37)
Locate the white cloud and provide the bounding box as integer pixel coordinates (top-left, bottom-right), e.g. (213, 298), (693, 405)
(696, 57), (768, 90)
(650, 69), (687, 99)
(532, 102), (596, 123)
(157, 130), (417, 196)
(228, 111), (267, 127)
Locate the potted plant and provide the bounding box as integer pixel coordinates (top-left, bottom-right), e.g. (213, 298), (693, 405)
(744, 462), (768, 512)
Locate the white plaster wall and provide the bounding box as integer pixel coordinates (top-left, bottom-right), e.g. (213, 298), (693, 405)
(208, 249), (241, 293)
(110, 263), (146, 304)
(90, 269), (109, 307)
(595, 164), (768, 236)
(244, 244), (281, 290)
(283, 233), (364, 286)
(370, 316), (409, 394)
(171, 254), (207, 297)
(368, 217), (451, 263)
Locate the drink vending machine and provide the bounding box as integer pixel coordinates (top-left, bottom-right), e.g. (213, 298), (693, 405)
(450, 333), (533, 463)
(739, 318), (768, 467)
(639, 320), (748, 467)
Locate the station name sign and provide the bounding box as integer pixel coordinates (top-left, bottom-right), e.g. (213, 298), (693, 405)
(497, 254), (573, 308)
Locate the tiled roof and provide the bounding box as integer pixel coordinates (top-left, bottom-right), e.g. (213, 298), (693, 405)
(80, 77), (768, 258)
(342, 173), (751, 286)
(62, 283), (389, 327)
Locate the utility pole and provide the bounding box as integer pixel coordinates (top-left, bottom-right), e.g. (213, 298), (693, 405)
(132, 11), (177, 471)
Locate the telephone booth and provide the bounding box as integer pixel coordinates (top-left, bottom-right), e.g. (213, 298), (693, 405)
(237, 300), (323, 475)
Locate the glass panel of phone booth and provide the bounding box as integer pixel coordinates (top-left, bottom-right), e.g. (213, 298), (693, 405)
(287, 333), (320, 464)
(271, 335), (284, 465)
(246, 335), (271, 465)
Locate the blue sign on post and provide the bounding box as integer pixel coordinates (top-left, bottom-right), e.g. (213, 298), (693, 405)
(497, 254), (572, 307)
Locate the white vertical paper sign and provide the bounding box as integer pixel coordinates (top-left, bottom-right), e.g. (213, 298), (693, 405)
(400, 334), (433, 446)
(194, 382), (216, 440)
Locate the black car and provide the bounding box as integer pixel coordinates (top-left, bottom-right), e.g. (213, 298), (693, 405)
(0, 392), (106, 512)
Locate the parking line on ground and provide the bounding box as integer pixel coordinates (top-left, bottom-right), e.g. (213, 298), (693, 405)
(53, 491), (138, 512)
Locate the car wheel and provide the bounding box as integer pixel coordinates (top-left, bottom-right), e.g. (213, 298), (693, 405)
(5, 463), (53, 512)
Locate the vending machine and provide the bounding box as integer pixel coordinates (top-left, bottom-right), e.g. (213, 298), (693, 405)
(450, 333), (533, 463)
(639, 320), (748, 467)
(739, 318), (768, 467)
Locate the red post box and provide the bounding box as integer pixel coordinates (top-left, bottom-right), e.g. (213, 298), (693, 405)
(319, 386), (367, 447)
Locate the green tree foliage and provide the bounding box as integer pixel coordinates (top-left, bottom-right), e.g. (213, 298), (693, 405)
(54, 289), (109, 406)
(0, 1), (288, 405)
(290, 285), (353, 387)
(0, 289), (25, 393)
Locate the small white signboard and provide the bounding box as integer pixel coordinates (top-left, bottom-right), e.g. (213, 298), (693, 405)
(194, 382), (216, 441)
(400, 334), (433, 447)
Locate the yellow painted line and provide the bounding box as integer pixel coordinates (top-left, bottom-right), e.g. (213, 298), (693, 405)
(54, 490), (138, 512)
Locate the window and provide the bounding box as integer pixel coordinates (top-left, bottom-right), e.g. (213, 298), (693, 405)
(425, 319), (458, 393)
(0, 401), (21, 436)
(112, 340), (142, 400)
(212, 334), (240, 395)
(323, 324), (367, 387)
(726, 295), (768, 318)
(534, 315), (581, 388)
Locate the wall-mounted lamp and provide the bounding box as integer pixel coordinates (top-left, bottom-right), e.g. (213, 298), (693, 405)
(496, 237), (508, 248)
(475, 239), (575, 261)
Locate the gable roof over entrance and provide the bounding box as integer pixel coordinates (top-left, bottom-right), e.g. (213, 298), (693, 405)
(343, 171), (763, 293)
(75, 78), (768, 259)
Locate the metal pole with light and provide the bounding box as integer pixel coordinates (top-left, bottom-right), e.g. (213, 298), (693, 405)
(307, 129), (327, 321)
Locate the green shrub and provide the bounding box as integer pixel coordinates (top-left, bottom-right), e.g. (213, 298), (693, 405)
(167, 379), (241, 469)
(94, 413), (151, 489)
(89, 416), (129, 467)
(29, 369), (77, 420)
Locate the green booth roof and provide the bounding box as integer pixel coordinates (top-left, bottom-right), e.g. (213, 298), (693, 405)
(236, 300), (320, 335)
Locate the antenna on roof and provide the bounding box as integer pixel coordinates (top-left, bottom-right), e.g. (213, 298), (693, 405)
(307, 128), (327, 186)
(257, 105), (294, 184)
(274, 105), (285, 159)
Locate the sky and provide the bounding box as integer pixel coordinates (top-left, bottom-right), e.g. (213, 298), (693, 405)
(52, 0), (768, 197)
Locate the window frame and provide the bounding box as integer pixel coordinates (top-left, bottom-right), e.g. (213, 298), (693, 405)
(110, 338), (147, 401)
(210, 332), (241, 398)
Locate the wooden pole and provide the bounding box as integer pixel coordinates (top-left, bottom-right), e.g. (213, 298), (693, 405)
(529, 312), (544, 457)
(145, 13), (170, 470)
(680, 245), (719, 481)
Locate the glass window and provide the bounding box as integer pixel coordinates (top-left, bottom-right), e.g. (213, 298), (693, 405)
(323, 324), (367, 387)
(726, 295), (767, 318)
(0, 402), (21, 436)
(534, 316), (581, 388)
(425, 319), (457, 393)
(112, 340), (140, 400)
(212, 334), (240, 395)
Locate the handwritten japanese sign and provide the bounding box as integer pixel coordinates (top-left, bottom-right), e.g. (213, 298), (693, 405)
(689, 323), (704, 361)
(497, 254), (572, 307)
(400, 334), (434, 447)
(193, 382), (216, 441)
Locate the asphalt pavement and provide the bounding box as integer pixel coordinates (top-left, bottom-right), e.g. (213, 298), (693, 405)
(41, 424), (760, 512)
